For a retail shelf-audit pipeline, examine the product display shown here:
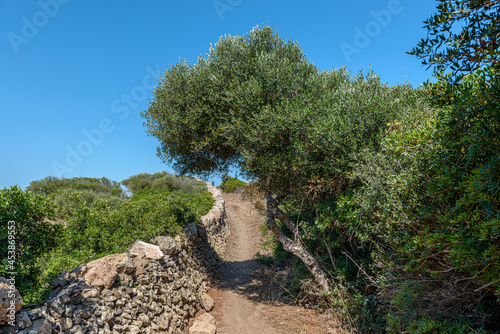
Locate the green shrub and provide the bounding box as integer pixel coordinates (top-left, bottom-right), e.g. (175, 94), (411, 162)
(55, 186), (212, 261)
(120, 173), (153, 194)
(350, 71), (500, 332)
(0, 186), (60, 301)
(123, 171), (207, 195)
(27, 176), (125, 219)
(220, 177), (246, 193)
(416, 69), (500, 295)
(28, 176), (123, 197)
(33, 185), (213, 300)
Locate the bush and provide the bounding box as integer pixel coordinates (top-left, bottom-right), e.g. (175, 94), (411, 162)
(27, 176), (125, 219)
(0, 186), (60, 301)
(34, 184), (213, 301)
(28, 176), (123, 197)
(220, 177), (246, 193)
(53, 185), (213, 268)
(351, 71), (500, 332)
(123, 171), (207, 195)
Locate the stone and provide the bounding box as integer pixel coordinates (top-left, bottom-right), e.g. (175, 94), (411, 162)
(112, 288), (120, 299)
(200, 293), (214, 312)
(90, 279), (104, 287)
(81, 288), (99, 299)
(100, 306), (114, 322)
(128, 240), (164, 260)
(30, 318), (52, 334)
(27, 306), (46, 321)
(51, 265), (87, 291)
(185, 223), (201, 242)
(137, 313), (150, 327)
(84, 253), (128, 289)
(129, 325), (141, 334)
(157, 313), (170, 330)
(47, 296), (65, 319)
(153, 236), (179, 256)
(195, 313), (216, 325)
(0, 324), (18, 334)
(16, 312), (32, 329)
(189, 321), (216, 334)
(0, 277), (22, 326)
(59, 317), (73, 331)
(68, 325), (84, 334)
(132, 258), (148, 275)
(75, 306), (92, 319)
(116, 261), (134, 274)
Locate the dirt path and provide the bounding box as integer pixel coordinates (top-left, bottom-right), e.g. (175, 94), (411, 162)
(209, 192), (330, 334)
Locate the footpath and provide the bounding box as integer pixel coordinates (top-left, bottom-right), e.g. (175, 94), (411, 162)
(208, 192), (329, 334)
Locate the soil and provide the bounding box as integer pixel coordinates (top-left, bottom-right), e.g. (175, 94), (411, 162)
(208, 192), (333, 334)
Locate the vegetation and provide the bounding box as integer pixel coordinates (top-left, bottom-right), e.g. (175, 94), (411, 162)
(143, 14), (499, 333)
(143, 25), (424, 291)
(408, 0), (499, 79)
(0, 186), (59, 300)
(27, 176), (124, 219)
(220, 175), (247, 193)
(3, 0), (498, 330)
(0, 174), (213, 303)
(122, 171), (207, 195)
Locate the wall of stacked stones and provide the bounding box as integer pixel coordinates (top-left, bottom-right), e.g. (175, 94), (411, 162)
(0, 181), (228, 334)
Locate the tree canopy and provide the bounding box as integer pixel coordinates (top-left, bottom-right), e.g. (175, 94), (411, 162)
(142, 26), (416, 200)
(142, 25), (424, 290)
(408, 0), (499, 79)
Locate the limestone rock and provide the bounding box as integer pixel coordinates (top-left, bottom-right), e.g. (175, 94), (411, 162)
(83, 253), (128, 289)
(157, 313), (170, 330)
(81, 288), (99, 299)
(27, 306), (47, 321)
(16, 312), (32, 329)
(200, 293), (215, 312)
(29, 318), (52, 334)
(0, 277), (22, 326)
(189, 321), (216, 334)
(185, 223), (202, 242)
(47, 282), (87, 318)
(128, 240), (164, 260)
(129, 324), (141, 334)
(68, 325), (84, 334)
(59, 317), (73, 331)
(153, 236), (179, 256)
(52, 265), (87, 291)
(196, 313), (216, 325)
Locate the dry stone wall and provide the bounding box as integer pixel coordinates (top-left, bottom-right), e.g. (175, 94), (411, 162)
(0, 181), (228, 334)
(196, 179), (228, 260)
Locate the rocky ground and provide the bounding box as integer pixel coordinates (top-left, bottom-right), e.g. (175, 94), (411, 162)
(206, 192), (332, 334)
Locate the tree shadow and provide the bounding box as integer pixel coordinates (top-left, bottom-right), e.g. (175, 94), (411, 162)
(218, 258), (294, 305)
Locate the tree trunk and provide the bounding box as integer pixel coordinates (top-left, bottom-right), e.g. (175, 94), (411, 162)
(265, 194), (330, 292)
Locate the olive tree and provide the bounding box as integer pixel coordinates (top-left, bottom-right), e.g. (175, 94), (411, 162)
(143, 26), (411, 291)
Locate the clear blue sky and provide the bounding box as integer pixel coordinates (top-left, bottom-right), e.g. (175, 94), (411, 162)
(1, 0), (437, 189)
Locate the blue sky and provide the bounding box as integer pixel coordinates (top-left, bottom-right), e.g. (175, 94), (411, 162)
(1, 0), (437, 189)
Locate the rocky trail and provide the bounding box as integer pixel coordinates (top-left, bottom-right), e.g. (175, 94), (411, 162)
(206, 192), (330, 334)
